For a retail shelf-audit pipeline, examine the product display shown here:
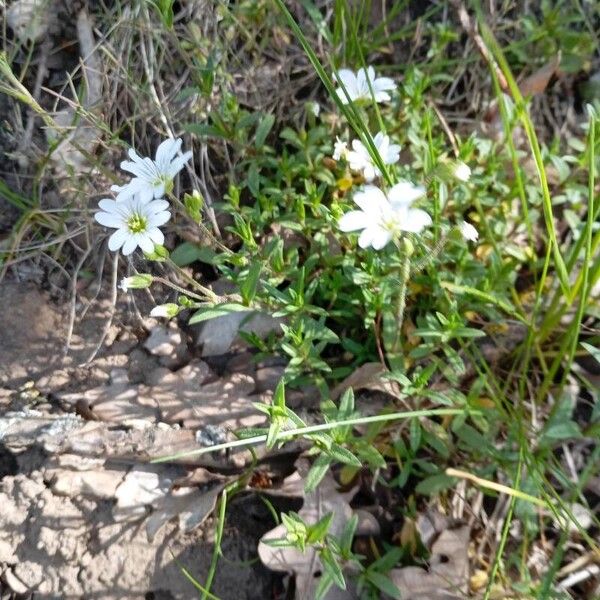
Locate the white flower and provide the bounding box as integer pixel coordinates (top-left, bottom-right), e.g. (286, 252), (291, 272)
(459, 221), (478, 242)
(150, 303), (180, 318)
(453, 161), (471, 182)
(333, 137), (348, 161)
(346, 132), (400, 182)
(95, 195), (171, 255)
(112, 138), (192, 202)
(334, 66), (396, 104)
(338, 182), (431, 250)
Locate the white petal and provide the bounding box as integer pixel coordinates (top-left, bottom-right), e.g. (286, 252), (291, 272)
(137, 234), (155, 254)
(148, 210), (171, 227)
(108, 228), (128, 251)
(459, 221), (478, 241)
(138, 185), (156, 203)
(336, 69), (357, 90)
(373, 91), (391, 103)
(387, 181), (426, 207)
(122, 237), (138, 255)
(148, 228), (165, 245)
(363, 164), (377, 182)
(373, 77), (396, 92)
(401, 208), (432, 233)
(155, 138), (180, 166)
(112, 181), (140, 201)
(145, 199), (170, 213)
(370, 227), (392, 250)
(373, 132), (385, 147)
(335, 69), (359, 102)
(98, 199), (118, 212)
(120, 159), (149, 179)
(95, 211), (122, 228)
(358, 227), (376, 249)
(338, 210), (367, 232)
(167, 151), (193, 177)
(353, 185), (388, 213)
(385, 143), (401, 164)
(152, 182), (166, 199)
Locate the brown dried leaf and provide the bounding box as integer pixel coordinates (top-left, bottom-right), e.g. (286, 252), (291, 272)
(389, 512), (470, 600)
(331, 362), (400, 402)
(258, 471), (358, 600)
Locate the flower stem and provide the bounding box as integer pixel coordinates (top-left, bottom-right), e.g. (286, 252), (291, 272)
(385, 237), (412, 370)
(165, 258), (220, 303)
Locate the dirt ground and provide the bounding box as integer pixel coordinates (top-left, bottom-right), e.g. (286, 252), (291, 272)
(0, 280), (290, 598)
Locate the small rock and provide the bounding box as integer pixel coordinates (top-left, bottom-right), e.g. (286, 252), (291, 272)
(144, 325), (190, 369)
(4, 567), (30, 594)
(255, 366), (285, 393)
(127, 348), (160, 384)
(225, 351), (256, 375)
(195, 311), (283, 357)
(46, 468), (124, 499)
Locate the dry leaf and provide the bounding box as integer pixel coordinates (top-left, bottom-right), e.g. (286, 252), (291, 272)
(388, 511), (470, 600)
(331, 362), (401, 402)
(258, 471), (358, 600)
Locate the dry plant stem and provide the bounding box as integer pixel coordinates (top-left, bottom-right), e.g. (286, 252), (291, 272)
(165, 258), (220, 303)
(153, 276), (205, 301)
(451, 1), (508, 91)
(446, 468), (546, 508)
(64, 245), (93, 355)
(83, 251), (119, 365)
(17, 38), (51, 158)
(167, 191), (232, 256)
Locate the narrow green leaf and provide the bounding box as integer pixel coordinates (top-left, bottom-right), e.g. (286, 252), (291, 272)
(240, 260), (262, 304)
(255, 114), (276, 147)
(305, 454), (332, 493)
(366, 572), (401, 599)
(189, 303), (252, 325)
(307, 512), (334, 544)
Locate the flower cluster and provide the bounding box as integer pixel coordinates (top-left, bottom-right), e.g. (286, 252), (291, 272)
(334, 67), (474, 251)
(94, 138), (192, 255)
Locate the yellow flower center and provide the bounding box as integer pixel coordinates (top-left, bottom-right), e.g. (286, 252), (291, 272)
(127, 213), (148, 234)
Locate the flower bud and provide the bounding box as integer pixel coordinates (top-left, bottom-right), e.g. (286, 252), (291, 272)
(150, 303), (180, 318)
(120, 274), (154, 292)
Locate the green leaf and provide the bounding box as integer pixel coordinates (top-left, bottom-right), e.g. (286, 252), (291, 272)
(247, 163), (260, 196)
(365, 572), (401, 599)
(266, 419), (282, 450)
(240, 260), (262, 304)
(171, 242), (220, 267)
(415, 473), (456, 496)
(541, 395), (581, 443)
(273, 379), (286, 409)
(305, 454), (331, 493)
(339, 514), (358, 553)
(307, 512), (333, 544)
(581, 341), (600, 365)
(328, 443), (362, 467)
(189, 303), (252, 325)
(338, 387), (355, 419)
(320, 547), (345, 590)
(255, 114), (276, 147)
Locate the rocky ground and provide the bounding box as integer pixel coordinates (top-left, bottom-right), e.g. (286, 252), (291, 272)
(0, 278), (298, 598)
